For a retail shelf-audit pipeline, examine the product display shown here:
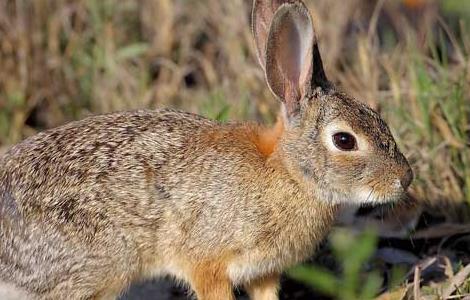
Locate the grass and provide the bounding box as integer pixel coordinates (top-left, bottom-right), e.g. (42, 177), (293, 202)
(288, 227), (470, 300)
(384, 39), (470, 208)
(289, 229), (383, 300)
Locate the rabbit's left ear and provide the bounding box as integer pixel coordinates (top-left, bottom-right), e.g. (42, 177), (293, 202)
(264, 2), (328, 118)
(252, 0), (293, 69)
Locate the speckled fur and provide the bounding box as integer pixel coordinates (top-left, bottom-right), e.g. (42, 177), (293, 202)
(0, 1), (412, 299)
(0, 109), (335, 299)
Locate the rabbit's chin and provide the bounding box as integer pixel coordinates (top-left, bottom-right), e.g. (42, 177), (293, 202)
(316, 180), (405, 206)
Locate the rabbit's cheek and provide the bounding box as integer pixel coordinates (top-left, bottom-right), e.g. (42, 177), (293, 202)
(328, 155), (367, 179)
(300, 163), (319, 181)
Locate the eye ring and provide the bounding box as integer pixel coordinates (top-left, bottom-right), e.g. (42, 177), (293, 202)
(332, 132), (357, 151)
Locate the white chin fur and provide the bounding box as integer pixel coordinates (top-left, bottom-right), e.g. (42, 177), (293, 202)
(351, 187), (380, 204)
(317, 186), (401, 205)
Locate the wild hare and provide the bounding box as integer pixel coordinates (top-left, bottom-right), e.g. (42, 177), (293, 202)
(0, 0), (413, 299)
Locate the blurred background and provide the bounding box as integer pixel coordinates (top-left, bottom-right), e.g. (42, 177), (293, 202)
(0, 0), (469, 299)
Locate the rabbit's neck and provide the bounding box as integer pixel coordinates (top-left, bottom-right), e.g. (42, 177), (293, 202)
(261, 151), (338, 264)
(225, 149), (338, 284)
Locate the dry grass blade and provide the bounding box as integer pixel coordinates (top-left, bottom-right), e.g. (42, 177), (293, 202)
(443, 256), (455, 279)
(442, 264), (470, 299)
(405, 257), (443, 286)
(445, 294), (470, 299)
(376, 285), (411, 300)
(411, 224), (470, 239)
(431, 110), (466, 149)
(414, 266), (421, 300)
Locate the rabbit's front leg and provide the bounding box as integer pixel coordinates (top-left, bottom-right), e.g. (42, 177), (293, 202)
(245, 273), (280, 300)
(189, 262), (235, 300)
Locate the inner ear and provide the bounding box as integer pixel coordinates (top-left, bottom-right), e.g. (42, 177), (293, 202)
(265, 3), (315, 118)
(252, 0), (294, 69)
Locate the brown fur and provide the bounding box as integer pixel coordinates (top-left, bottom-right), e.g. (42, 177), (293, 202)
(252, 117), (285, 157)
(245, 273), (280, 300)
(0, 108), (338, 299)
(0, 1), (412, 299)
(190, 258), (235, 300)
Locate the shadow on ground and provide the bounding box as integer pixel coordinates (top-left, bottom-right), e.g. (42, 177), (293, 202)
(120, 277), (323, 300)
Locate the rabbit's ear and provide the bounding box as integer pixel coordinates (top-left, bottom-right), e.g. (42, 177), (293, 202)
(265, 2), (328, 118)
(252, 0), (293, 69)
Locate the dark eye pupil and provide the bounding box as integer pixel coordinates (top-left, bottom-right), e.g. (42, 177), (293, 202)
(333, 132), (356, 151)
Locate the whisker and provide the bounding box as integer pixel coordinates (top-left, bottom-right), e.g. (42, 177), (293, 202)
(365, 184), (376, 203)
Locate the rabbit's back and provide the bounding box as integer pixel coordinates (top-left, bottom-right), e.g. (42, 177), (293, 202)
(0, 108), (303, 298)
(0, 109), (215, 234)
(0, 109), (225, 297)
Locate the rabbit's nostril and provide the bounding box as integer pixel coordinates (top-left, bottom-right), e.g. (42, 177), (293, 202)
(400, 167), (413, 189)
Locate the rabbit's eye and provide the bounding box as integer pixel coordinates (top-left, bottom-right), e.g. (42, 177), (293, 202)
(332, 132), (357, 151)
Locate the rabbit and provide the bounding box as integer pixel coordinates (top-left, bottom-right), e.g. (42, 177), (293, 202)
(0, 0), (413, 299)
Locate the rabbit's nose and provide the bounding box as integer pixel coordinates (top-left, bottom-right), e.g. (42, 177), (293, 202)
(400, 167), (413, 190)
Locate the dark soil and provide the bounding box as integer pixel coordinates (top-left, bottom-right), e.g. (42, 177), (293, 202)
(120, 276), (322, 300)
(120, 206), (470, 300)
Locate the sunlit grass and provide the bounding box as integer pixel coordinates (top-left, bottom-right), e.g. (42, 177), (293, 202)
(383, 39), (470, 206)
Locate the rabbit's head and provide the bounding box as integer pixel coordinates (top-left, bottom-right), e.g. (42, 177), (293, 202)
(253, 0), (413, 205)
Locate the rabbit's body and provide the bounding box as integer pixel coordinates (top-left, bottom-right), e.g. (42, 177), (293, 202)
(0, 1), (413, 299)
(0, 109), (335, 299)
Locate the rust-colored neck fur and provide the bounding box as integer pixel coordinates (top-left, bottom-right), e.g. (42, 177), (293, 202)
(249, 116), (284, 157)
